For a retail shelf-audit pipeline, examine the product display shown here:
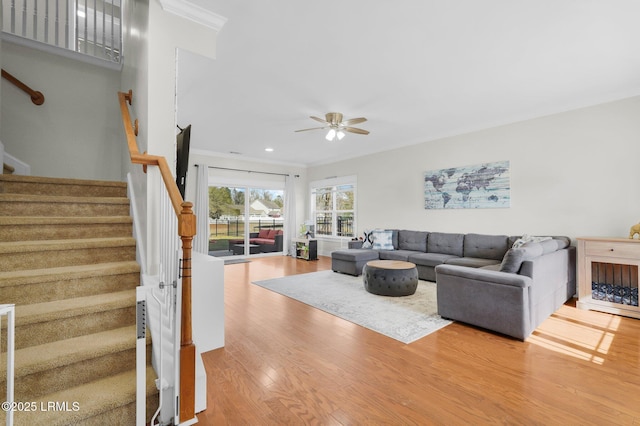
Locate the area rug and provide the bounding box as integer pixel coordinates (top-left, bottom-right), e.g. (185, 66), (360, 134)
(252, 270), (452, 344)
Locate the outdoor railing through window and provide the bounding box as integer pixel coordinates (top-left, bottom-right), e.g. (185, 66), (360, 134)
(209, 218), (283, 237)
(338, 216), (354, 236)
(316, 215), (353, 237)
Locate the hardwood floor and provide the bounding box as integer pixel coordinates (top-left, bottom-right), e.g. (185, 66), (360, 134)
(197, 256), (640, 425)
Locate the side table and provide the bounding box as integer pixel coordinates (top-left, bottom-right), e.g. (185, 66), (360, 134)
(293, 238), (317, 261)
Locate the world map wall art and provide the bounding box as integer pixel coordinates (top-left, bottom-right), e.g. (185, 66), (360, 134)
(424, 160), (510, 209)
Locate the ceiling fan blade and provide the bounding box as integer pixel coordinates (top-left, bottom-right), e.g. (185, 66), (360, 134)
(344, 127), (369, 135)
(294, 126), (329, 132)
(342, 117), (367, 126)
(310, 116), (328, 124)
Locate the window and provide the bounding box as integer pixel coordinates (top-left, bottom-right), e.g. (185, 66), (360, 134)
(310, 176), (356, 238)
(207, 170), (286, 257)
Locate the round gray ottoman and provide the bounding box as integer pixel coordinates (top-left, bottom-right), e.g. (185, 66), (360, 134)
(363, 260), (418, 296)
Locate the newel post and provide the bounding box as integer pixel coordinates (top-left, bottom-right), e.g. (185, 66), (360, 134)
(178, 202), (196, 421)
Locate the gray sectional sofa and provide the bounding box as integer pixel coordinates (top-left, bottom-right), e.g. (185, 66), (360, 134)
(331, 230), (576, 340)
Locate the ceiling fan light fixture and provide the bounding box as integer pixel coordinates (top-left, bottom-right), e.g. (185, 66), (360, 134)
(296, 112), (368, 140)
(326, 128), (336, 141)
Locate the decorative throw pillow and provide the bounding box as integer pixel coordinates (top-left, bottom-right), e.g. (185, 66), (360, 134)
(500, 243), (544, 273)
(372, 230), (394, 250)
(362, 230), (373, 249)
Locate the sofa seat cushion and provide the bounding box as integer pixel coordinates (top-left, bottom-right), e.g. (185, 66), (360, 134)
(378, 249), (415, 261)
(332, 249), (379, 262)
(408, 252), (460, 267)
(444, 257), (501, 268)
(480, 264), (501, 271)
(251, 238), (275, 245)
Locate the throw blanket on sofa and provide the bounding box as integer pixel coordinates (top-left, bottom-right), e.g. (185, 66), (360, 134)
(511, 234), (552, 248)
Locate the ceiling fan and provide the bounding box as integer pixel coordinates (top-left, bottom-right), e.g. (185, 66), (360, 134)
(295, 112), (369, 141)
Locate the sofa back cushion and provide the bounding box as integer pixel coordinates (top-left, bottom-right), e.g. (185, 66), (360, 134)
(500, 237), (570, 273)
(540, 238), (568, 253)
(500, 243), (544, 273)
(258, 229), (270, 239)
(398, 230), (428, 252)
(464, 233), (509, 260)
(427, 232), (464, 256)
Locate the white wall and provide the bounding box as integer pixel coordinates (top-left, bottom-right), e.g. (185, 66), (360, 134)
(308, 96), (640, 243)
(120, 0), (150, 271)
(120, 0), (219, 275)
(1, 42), (122, 180)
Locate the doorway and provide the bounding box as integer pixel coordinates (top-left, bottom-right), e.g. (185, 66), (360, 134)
(207, 184), (285, 257)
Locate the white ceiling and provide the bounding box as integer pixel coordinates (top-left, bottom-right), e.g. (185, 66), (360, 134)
(177, 0), (640, 168)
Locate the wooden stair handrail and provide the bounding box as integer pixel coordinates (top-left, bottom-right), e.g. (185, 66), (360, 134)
(1, 69), (45, 105)
(118, 90), (196, 422)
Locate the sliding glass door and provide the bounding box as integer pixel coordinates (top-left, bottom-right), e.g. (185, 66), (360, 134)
(207, 184), (285, 257)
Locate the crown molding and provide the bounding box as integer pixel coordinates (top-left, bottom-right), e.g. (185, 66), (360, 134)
(159, 0), (227, 32)
(190, 148), (308, 169)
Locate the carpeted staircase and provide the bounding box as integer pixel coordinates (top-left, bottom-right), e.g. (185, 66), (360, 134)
(0, 174), (157, 425)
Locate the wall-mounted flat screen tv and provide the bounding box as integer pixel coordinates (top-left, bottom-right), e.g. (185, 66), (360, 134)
(176, 124), (191, 199)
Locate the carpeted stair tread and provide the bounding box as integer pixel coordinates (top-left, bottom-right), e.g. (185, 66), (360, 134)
(0, 216), (133, 242)
(0, 193), (130, 217)
(0, 174), (127, 188)
(0, 236), (136, 254)
(0, 238), (137, 272)
(0, 261), (140, 305)
(0, 215), (132, 225)
(13, 366), (157, 426)
(0, 326), (136, 380)
(0, 261), (140, 288)
(7, 289), (135, 328)
(0, 192), (129, 206)
(0, 174), (127, 198)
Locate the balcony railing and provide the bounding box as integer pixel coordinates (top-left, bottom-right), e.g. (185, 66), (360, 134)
(2, 0), (122, 68)
(316, 215), (354, 237)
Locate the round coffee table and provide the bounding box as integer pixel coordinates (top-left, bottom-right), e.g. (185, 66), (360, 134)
(363, 260), (418, 296)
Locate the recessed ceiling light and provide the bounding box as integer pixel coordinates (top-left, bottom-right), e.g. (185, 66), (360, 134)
(265, 148), (274, 152)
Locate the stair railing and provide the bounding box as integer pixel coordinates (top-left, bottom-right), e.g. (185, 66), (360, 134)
(1, 0), (122, 68)
(1, 69), (45, 105)
(1, 304), (15, 426)
(118, 90), (197, 423)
